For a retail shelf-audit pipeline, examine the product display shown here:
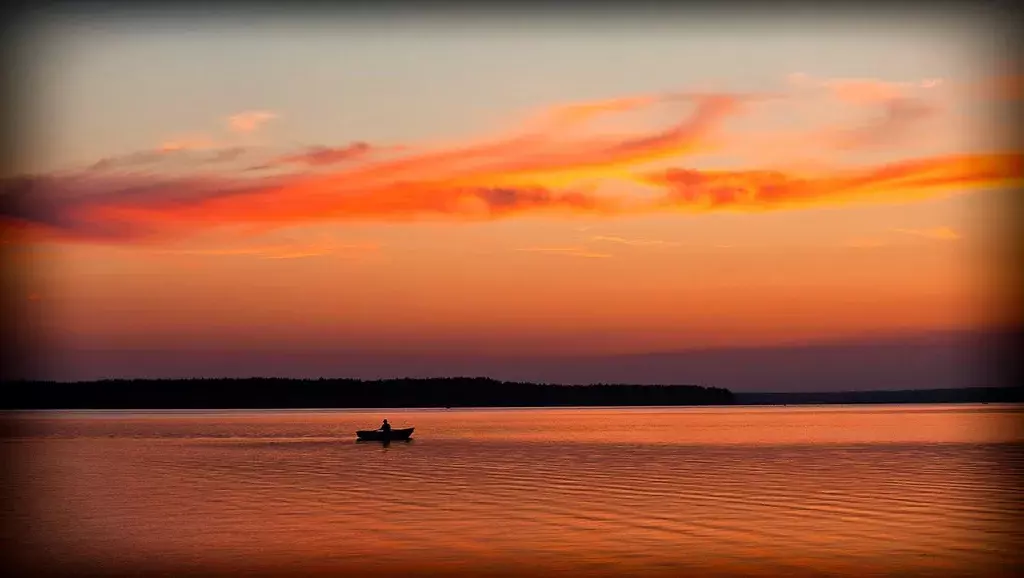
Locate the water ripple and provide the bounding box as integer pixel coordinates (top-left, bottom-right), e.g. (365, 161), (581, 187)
(4, 405), (1021, 577)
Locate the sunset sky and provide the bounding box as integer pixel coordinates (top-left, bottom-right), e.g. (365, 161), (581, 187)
(5, 7), (1021, 388)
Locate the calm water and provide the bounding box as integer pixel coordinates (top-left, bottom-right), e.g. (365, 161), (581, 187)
(4, 404), (1022, 577)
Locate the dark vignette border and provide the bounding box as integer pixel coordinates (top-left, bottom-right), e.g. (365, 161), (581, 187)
(1, 1), (1021, 576)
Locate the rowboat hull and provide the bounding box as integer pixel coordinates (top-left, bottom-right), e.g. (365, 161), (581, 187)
(356, 427), (414, 441)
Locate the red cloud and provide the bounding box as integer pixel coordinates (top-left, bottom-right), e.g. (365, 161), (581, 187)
(2, 81), (1020, 246)
(642, 153), (1021, 212)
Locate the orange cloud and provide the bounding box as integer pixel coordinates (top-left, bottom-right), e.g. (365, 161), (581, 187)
(2, 80), (1021, 246)
(891, 226), (962, 241)
(589, 235), (679, 247)
(66, 151), (1015, 238)
(642, 153), (1021, 213)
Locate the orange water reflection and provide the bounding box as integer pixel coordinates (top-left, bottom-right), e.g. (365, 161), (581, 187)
(5, 404), (1022, 577)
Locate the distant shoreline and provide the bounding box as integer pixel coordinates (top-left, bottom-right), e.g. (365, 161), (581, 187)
(732, 387), (1021, 406)
(3, 378), (1020, 410)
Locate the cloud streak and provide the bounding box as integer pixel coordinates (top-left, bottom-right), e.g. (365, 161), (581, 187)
(891, 226), (962, 241)
(516, 247), (612, 259)
(156, 241), (378, 260)
(160, 134), (218, 152)
(589, 235), (680, 247)
(642, 153), (1020, 212)
(786, 73), (944, 104)
(2, 78), (1020, 246)
(269, 142), (373, 167)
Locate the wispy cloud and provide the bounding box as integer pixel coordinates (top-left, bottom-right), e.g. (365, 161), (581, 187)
(2, 76), (1020, 247)
(226, 110), (278, 134)
(641, 154), (1019, 213)
(589, 235), (679, 247)
(89, 146), (252, 172)
(891, 226), (962, 241)
(157, 241), (378, 260)
(516, 247), (611, 259)
(89, 150), (173, 171)
(159, 134), (218, 152)
(269, 142), (373, 168)
(787, 73), (944, 104)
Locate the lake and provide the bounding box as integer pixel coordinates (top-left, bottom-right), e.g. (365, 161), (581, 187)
(4, 404), (1022, 577)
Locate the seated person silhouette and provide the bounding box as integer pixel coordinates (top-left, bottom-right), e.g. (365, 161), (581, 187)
(379, 419), (391, 433)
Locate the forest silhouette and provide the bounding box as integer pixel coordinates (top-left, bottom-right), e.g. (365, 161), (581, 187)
(7, 377), (734, 409)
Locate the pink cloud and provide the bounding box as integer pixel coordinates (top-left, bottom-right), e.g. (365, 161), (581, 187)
(226, 111), (278, 134)
(787, 73), (945, 104)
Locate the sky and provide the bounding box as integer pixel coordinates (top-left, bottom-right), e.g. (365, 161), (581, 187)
(4, 6), (1021, 389)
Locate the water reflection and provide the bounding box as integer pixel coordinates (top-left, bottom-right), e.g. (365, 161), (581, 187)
(355, 438), (415, 449)
(4, 404), (1021, 577)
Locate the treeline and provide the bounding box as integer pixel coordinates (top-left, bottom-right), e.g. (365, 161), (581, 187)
(3, 377), (735, 410)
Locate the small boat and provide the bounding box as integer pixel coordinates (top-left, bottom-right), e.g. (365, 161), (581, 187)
(356, 427), (414, 441)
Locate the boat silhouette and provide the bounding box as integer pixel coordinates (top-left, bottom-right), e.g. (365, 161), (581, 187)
(356, 427), (414, 441)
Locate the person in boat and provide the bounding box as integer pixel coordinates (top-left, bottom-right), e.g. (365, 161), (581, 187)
(379, 419), (391, 433)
